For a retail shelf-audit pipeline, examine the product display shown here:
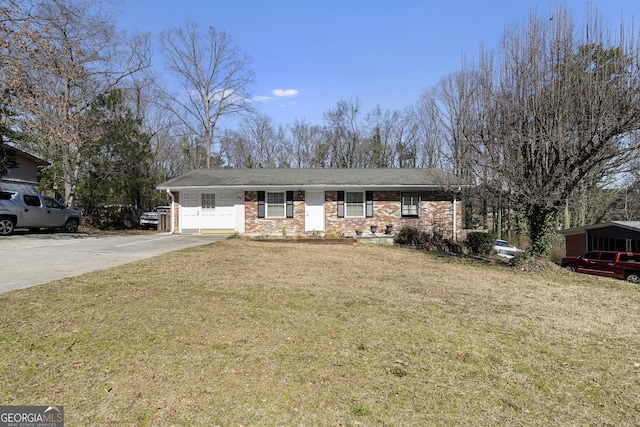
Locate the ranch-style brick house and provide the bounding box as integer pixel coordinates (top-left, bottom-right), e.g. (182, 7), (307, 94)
(157, 168), (469, 239)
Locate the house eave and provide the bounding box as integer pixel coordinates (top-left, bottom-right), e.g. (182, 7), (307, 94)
(157, 184), (463, 192)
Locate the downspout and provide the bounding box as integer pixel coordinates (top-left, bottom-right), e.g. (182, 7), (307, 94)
(452, 194), (457, 242)
(166, 189), (175, 234)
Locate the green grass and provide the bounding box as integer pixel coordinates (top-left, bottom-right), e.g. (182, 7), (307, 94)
(1, 239), (640, 425)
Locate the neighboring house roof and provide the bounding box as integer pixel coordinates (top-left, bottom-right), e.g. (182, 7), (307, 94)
(559, 221), (640, 236)
(1, 143), (49, 166)
(158, 168), (469, 191)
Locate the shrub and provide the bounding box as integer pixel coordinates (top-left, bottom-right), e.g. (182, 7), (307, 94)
(465, 232), (495, 255)
(325, 230), (342, 239)
(394, 225), (420, 246)
(394, 225), (466, 254)
(83, 204), (136, 230)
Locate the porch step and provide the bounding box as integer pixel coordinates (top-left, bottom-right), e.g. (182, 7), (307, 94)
(201, 229), (236, 235)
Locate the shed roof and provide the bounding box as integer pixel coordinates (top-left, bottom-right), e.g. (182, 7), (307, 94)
(558, 221), (640, 236)
(157, 168), (469, 191)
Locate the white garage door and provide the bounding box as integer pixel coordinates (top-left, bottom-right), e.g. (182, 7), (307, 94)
(181, 192), (201, 231)
(181, 191), (238, 232)
(214, 191), (236, 229)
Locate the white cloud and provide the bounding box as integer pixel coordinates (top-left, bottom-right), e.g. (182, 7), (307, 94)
(272, 89), (299, 98)
(253, 95), (274, 103)
(253, 89), (299, 104)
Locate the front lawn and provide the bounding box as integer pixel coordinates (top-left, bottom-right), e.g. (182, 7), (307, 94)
(1, 239), (639, 425)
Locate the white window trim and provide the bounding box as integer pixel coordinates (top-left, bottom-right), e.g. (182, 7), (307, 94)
(401, 192), (420, 217)
(202, 193), (216, 210)
(266, 191), (286, 218)
(345, 191), (365, 218)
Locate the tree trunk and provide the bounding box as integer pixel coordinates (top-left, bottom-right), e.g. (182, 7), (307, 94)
(482, 198), (488, 230)
(496, 203), (502, 240)
(528, 204), (558, 257)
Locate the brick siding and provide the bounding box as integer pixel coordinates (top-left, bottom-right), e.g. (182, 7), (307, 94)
(171, 192), (180, 231)
(565, 233), (586, 256)
(245, 191), (306, 235)
(246, 190), (463, 240)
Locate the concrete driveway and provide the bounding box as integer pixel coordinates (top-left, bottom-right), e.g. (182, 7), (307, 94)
(0, 231), (229, 293)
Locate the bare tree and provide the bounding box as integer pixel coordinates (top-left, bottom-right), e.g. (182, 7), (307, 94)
(323, 98), (364, 168)
(364, 106), (395, 168)
(391, 107), (422, 168)
(1, 0), (151, 206)
(418, 64), (485, 179)
(476, 6), (640, 255)
(413, 96), (446, 169)
(219, 128), (251, 168)
(128, 71), (192, 184)
(621, 158), (640, 220)
(238, 113), (280, 168)
(158, 21), (255, 169)
(289, 118), (327, 167)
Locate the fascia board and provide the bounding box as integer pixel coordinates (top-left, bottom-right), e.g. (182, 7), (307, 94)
(157, 184), (460, 192)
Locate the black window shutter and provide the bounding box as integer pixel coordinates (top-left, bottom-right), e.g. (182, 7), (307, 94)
(286, 191), (294, 218)
(257, 191), (265, 218)
(366, 191), (373, 218)
(337, 191), (344, 218)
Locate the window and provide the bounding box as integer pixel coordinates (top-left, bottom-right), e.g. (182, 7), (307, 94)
(23, 195), (41, 207)
(600, 252), (615, 262)
(345, 191), (364, 217)
(620, 253), (636, 262)
(267, 192), (285, 217)
(0, 191), (14, 201)
(401, 192), (420, 217)
(257, 191), (293, 218)
(44, 197), (64, 209)
(337, 191), (372, 218)
(202, 193), (215, 210)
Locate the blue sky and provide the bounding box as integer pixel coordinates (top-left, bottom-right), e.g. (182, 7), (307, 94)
(117, 0), (640, 127)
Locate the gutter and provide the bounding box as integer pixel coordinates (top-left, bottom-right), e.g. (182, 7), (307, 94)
(155, 185), (457, 194)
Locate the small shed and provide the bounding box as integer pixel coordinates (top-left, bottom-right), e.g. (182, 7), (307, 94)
(559, 221), (640, 256)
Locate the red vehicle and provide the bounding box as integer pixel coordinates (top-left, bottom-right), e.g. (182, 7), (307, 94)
(561, 251), (640, 284)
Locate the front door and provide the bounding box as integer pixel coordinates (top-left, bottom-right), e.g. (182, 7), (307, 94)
(305, 191), (325, 232)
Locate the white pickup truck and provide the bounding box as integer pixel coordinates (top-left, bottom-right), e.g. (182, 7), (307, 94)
(0, 189), (82, 236)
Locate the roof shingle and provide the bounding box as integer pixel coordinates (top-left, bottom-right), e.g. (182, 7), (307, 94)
(157, 168), (468, 190)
